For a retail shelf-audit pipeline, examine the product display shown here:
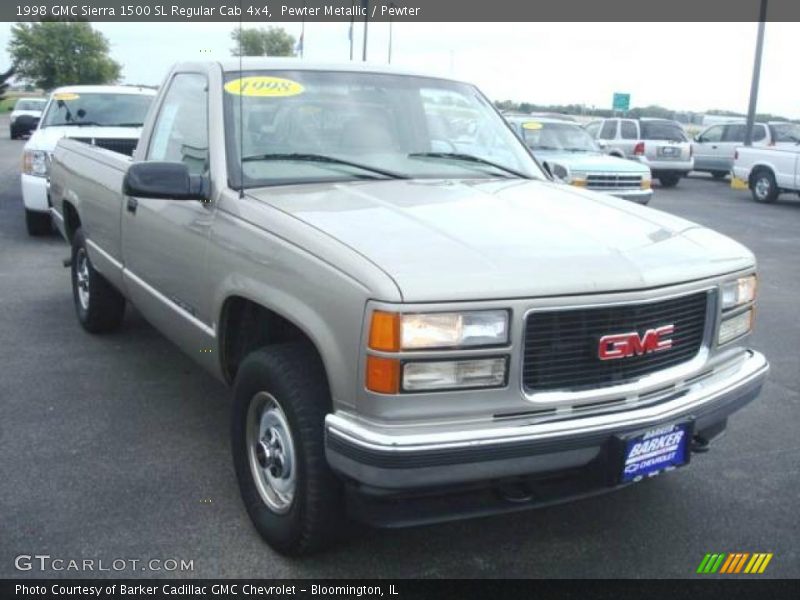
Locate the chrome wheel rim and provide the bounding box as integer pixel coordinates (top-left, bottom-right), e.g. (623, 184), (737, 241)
(76, 249), (90, 310)
(754, 176), (771, 200)
(246, 392), (296, 514)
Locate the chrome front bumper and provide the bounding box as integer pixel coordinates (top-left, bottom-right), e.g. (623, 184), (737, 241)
(325, 350), (768, 491)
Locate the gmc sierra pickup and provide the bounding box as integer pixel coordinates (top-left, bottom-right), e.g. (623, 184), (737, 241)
(49, 59), (769, 555)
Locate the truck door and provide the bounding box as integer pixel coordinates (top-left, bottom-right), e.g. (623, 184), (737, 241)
(692, 124), (724, 171)
(121, 72), (216, 351)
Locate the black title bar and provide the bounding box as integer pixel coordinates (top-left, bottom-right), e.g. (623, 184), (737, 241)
(5, 0), (800, 22)
(3, 579), (800, 600)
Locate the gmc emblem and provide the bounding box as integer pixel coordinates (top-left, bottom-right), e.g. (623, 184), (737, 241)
(598, 324), (674, 361)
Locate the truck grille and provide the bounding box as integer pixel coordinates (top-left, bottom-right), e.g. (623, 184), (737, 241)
(71, 137), (138, 157)
(522, 291), (709, 392)
(586, 173), (642, 190)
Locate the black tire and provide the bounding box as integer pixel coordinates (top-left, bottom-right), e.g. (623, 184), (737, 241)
(231, 343), (345, 556)
(750, 169), (779, 203)
(711, 170), (728, 180)
(70, 228), (126, 333)
(25, 209), (52, 236)
(658, 173), (681, 188)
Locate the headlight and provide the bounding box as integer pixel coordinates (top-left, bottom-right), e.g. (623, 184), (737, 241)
(641, 177), (652, 190)
(721, 275), (757, 310)
(369, 310), (509, 351)
(718, 309), (754, 345)
(22, 149), (49, 178)
(402, 357), (507, 392)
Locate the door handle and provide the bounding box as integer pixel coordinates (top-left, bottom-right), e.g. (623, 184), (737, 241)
(711, 145), (718, 149)
(126, 196), (138, 214)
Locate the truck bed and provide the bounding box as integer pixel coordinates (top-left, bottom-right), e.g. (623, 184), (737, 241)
(49, 137), (133, 285)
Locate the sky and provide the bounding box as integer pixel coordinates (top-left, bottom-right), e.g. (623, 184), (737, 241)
(0, 21), (797, 118)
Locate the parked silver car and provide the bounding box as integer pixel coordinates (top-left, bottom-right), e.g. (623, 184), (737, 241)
(586, 118), (693, 187)
(692, 121), (800, 178)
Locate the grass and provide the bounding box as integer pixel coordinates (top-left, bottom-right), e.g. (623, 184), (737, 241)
(0, 92), (47, 112)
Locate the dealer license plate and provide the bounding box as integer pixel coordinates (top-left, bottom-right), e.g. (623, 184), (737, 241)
(621, 422), (691, 482)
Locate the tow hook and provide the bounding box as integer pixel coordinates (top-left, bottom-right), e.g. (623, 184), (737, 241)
(62, 257), (71, 268)
(691, 435), (711, 453)
(495, 481), (534, 503)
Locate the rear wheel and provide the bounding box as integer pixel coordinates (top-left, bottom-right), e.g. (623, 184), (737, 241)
(751, 169), (779, 203)
(231, 344), (345, 555)
(25, 209), (52, 236)
(70, 228), (126, 333)
(658, 173), (681, 188)
(711, 170), (728, 180)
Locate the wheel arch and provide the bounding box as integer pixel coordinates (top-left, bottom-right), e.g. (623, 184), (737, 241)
(61, 200), (82, 244)
(748, 163), (776, 188)
(217, 295), (332, 391)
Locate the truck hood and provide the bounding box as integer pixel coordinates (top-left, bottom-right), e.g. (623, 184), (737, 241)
(249, 178), (754, 301)
(537, 151), (650, 175)
(25, 125), (141, 151)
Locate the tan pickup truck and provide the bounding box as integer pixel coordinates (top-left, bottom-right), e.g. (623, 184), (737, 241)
(49, 59), (768, 555)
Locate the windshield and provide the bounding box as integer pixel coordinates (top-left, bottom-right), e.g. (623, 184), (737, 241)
(41, 92), (154, 128)
(640, 121), (687, 142)
(771, 122), (800, 143)
(223, 70), (544, 188)
(15, 99), (46, 111)
(516, 120), (599, 152)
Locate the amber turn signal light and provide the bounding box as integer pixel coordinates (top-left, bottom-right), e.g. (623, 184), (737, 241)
(368, 311), (400, 351)
(366, 355), (400, 394)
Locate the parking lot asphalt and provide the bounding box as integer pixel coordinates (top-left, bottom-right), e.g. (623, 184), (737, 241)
(1, 118), (798, 579)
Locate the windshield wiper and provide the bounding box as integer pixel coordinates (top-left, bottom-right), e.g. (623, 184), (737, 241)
(56, 121), (104, 127)
(108, 122), (144, 127)
(241, 153), (408, 179)
(408, 152), (528, 178)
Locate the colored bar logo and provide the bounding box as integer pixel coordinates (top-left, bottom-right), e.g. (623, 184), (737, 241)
(696, 552), (773, 574)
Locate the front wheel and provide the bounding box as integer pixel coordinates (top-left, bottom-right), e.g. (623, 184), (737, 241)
(658, 173), (681, 188)
(231, 344), (345, 555)
(751, 169), (779, 203)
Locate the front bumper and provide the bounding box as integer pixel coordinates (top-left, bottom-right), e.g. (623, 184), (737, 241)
(21, 173), (49, 212)
(638, 157), (694, 174)
(326, 350), (767, 522)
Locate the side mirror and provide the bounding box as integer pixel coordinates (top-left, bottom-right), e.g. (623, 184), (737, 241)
(694, 136), (702, 143)
(123, 162), (208, 201)
(597, 140), (608, 149)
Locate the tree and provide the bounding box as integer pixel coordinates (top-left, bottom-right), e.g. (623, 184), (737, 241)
(0, 66), (14, 104)
(231, 27), (296, 57)
(8, 22), (121, 90)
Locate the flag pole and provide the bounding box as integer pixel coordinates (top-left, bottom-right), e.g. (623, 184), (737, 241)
(349, 1), (355, 60)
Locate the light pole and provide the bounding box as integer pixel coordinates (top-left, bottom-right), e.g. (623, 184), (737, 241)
(362, 0), (369, 62)
(744, 0), (768, 146)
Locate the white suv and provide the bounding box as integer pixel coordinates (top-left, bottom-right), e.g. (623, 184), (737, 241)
(586, 118), (694, 188)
